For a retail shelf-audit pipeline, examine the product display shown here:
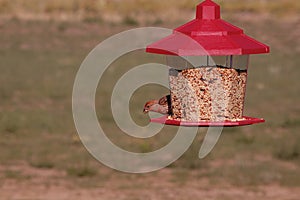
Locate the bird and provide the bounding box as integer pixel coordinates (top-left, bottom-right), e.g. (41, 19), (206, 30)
(143, 95), (172, 115)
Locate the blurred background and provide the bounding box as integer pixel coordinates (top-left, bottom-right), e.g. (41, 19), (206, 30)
(0, 0), (299, 199)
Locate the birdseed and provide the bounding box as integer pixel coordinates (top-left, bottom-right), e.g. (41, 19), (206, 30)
(169, 66), (247, 121)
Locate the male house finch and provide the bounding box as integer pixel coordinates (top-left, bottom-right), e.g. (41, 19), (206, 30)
(143, 95), (172, 115)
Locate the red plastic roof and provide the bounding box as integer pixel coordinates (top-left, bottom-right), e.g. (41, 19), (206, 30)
(146, 0), (270, 56)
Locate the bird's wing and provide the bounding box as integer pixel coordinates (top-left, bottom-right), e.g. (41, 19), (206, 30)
(158, 96), (168, 105)
(158, 95), (173, 115)
(158, 95), (171, 106)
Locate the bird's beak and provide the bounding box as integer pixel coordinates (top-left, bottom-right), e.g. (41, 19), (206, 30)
(143, 109), (149, 114)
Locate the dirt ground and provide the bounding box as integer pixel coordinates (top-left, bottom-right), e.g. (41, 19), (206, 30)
(1, 163), (299, 200)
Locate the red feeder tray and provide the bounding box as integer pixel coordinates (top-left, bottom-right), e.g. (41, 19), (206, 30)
(151, 116), (265, 127)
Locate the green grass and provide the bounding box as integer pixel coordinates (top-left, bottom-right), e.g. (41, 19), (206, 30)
(0, 13), (299, 189)
(4, 169), (31, 180)
(67, 166), (97, 178)
(273, 133), (300, 161)
(30, 161), (55, 169)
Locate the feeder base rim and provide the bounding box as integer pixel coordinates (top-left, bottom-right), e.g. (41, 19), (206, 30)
(150, 116), (265, 127)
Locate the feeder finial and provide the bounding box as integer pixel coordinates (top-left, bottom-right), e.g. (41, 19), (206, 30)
(196, 0), (221, 20)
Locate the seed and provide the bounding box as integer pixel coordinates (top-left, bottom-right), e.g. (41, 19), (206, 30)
(169, 66), (247, 121)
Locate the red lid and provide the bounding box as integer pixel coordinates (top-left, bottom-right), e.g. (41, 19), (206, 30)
(146, 0), (270, 56)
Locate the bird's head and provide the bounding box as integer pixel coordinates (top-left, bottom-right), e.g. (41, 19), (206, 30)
(143, 100), (158, 114)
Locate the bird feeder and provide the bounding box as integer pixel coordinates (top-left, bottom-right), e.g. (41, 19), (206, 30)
(146, 0), (269, 127)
